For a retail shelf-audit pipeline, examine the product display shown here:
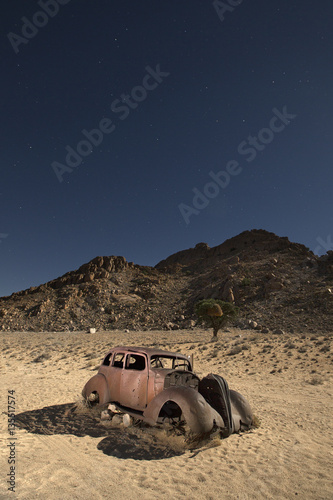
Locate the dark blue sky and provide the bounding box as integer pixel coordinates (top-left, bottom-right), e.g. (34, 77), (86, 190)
(1, 0), (332, 297)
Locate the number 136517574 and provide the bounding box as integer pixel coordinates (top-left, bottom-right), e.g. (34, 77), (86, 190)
(8, 390), (16, 436)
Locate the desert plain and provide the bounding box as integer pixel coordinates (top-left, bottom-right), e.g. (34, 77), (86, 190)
(1, 327), (332, 499)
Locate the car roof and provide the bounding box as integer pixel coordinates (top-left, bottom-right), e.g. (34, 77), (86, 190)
(105, 346), (189, 359)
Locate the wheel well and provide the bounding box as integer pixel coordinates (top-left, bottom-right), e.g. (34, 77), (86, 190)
(158, 400), (182, 420)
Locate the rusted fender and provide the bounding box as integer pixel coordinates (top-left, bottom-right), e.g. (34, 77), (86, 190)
(143, 386), (224, 434)
(82, 374), (110, 404)
(230, 389), (253, 432)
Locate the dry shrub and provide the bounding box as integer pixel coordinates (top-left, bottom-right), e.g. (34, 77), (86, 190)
(32, 353), (51, 363)
(71, 395), (91, 415)
(284, 341), (296, 349)
(227, 345), (242, 356)
(71, 395), (106, 418)
(147, 427), (188, 453)
(251, 414), (261, 429)
(185, 431), (222, 451)
(249, 334), (260, 343)
(84, 352), (96, 359)
(298, 346), (307, 353)
(307, 375), (324, 386)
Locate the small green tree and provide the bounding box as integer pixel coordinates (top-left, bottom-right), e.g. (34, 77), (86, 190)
(195, 299), (239, 339)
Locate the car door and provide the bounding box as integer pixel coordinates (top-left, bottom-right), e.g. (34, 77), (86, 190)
(120, 353), (148, 410)
(107, 351), (125, 403)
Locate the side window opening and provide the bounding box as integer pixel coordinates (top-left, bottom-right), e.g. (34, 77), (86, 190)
(102, 353), (112, 366)
(112, 353), (125, 368)
(126, 354), (146, 371)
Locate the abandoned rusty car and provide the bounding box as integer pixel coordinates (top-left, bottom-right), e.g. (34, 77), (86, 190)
(82, 346), (253, 435)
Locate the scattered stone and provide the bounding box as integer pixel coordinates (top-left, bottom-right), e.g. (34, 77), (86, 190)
(228, 256), (240, 265)
(193, 242), (210, 251)
(101, 410), (111, 420)
(123, 414), (132, 427)
(108, 404), (118, 412)
(265, 275), (284, 294)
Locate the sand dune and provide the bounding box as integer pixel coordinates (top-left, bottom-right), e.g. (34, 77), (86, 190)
(1, 328), (332, 499)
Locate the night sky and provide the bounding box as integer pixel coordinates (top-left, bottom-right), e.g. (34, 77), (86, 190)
(1, 0), (332, 297)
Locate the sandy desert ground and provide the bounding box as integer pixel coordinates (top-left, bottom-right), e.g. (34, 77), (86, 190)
(1, 328), (332, 499)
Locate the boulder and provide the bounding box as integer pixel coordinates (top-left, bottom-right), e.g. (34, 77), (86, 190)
(84, 273), (95, 283)
(227, 256), (240, 265)
(195, 242), (210, 250)
(265, 274), (284, 294)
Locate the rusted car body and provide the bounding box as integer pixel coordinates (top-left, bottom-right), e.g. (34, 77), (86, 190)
(82, 346), (253, 435)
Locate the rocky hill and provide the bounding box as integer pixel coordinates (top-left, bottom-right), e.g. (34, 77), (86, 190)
(1, 229), (332, 333)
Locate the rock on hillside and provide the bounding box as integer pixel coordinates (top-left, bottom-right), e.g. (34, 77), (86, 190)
(0, 230), (332, 333)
